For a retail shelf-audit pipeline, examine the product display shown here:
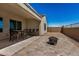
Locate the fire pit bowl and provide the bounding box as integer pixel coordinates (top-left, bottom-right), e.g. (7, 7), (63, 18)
(47, 36), (58, 45)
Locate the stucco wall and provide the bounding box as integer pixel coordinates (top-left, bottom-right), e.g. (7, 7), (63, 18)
(25, 19), (40, 35)
(47, 27), (61, 32)
(39, 16), (47, 35)
(0, 11), (41, 40)
(25, 19), (40, 29)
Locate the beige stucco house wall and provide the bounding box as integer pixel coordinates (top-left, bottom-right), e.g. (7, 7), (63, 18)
(0, 3), (47, 40)
(39, 16), (47, 35)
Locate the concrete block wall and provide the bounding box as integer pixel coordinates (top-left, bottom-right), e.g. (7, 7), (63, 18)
(47, 27), (61, 32)
(48, 26), (79, 42)
(62, 27), (79, 42)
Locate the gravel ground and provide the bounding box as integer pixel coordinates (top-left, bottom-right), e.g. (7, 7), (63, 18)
(13, 32), (79, 56)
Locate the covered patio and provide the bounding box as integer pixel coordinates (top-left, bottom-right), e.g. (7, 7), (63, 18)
(0, 3), (41, 49)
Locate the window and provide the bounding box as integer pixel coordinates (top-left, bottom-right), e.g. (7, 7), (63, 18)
(0, 18), (3, 32)
(16, 21), (22, 30)
(44, 23), (46, 31)
(10, 20), (22, 30)
(10, 20), (16, 30)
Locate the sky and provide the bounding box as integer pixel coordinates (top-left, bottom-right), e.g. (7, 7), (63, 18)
(30, 3), (79, 27)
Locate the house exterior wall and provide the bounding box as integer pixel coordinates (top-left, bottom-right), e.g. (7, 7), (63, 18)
(0, 10), (26, 40)
(39, 16), (47, 35)
(25, 19), (40, 29)
(0, 4), (48, 40)
(0, 11), (41, 40)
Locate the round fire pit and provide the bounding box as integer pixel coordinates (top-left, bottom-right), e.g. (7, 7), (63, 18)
(47, 36), (58, 45)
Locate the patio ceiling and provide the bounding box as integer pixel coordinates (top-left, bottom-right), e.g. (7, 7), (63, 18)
(0, 3), (41, 21)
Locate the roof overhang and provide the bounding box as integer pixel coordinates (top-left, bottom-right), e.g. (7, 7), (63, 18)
(17, 3), (41, 21)
(0, 3), (41, 22)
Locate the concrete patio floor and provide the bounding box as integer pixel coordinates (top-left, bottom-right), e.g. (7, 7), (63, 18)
(0, 36), (31, 49)
(13, 32), (79, 56)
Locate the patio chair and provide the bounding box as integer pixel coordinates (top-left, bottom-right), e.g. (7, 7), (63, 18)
(33, 29), (35, 32)
(17, 31), (22, 40)
(9, 30), (18, 41)
(23, 29), (31, 39)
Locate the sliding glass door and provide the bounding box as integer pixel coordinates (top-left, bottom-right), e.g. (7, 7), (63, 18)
(10, 19), (22, 31)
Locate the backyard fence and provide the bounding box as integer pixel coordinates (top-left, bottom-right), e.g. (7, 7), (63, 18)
(47, 27), (61, 32)
(61, 22), (79, 42)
